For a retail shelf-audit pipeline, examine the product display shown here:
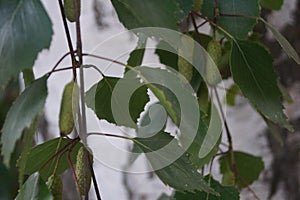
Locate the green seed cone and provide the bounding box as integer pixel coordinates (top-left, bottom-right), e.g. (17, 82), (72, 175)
(64, 0), (81, 22)
(178, 56), (193, 82)
(192, 0), (203, 12)
(207, 40), (222, 66)
(206, 40), (222, 85)
(178, 34), (194, 82)
(47, 174), (63, 200)
(76, 147), (93, 196)
(59, 81), (79, 136)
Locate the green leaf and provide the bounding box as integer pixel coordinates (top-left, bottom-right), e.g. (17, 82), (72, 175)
(126, 34), (147, 71)
(85, 82), (97, 111)
(154, 33), (212, 92)
(139, 67), (197, 126)
(219, 151), (264, 188)
(174, 175), (239, 200)
(16, 173), (53, 200)
(0, 161), (19, 199)
(175, 0), (194, 20)
(197, 81), (210, 114)
(133, 132), (216, 194)
(137, 67), (220, 164)
(1, 76), (48, 167)
(21, 138), (82, 180)
(18, 119), (38, 187)
(219, 1), (260, 40)
(137, 103), (168, 137)
(129, 103), (168, 165)
(201, 0), (214, 19)
(188, 105), (222, 169)
(157, 193), (175, 200)
(22, 68), (35, 87)
(150, 84), (180, 125)
(230, 40), (291, 130)
(0, 0), (53, 88)
(128, 141), (143, 165)
(263, 116), (283, 146)
(155, 41), (179, 71)
(201, 0), (260, 39)
(155, 32), (212, 72)
(261, 18), (300, 65)
(259, 0), (283, 10)
(278, 82), (293, 104)
(225, 84), (240, 106)
(17, 70), (38, 186)
(111, 0), (184, 30)
(85, 77), (149, 128)
(189, 132), (221, 170)
(192, 0), (203, 12)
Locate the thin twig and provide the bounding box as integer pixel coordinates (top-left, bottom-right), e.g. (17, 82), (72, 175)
(232, 164), (261, 200)
(58, 0), (77, 81)
(48, 52), (74, 76)
(196, 20), (209, 29)
(67, 143), (82, 197)
(81, 53), (128, 68)
(49, 53), (129, 75)
(83, 65), (105, 77)
(215, 152), (228, 157)
(73, 0), (100, 198)
(192, 11), (234, 40)
(50, 64), (107, 77)
(213, 87), (233, 151)
(219, 13), (258, 19)
(88, 153), (101, 200)
(190, 13), (203, 45)
(51, 66), (76, 73)
(87, 132), (132, 140)
(214, 88), (260, 199)
(220, 142), (229, 147)
(205, 157), (216, 200)
(73, 0), (89, 200)
(212, 0), (219, 38)
(40, 137), (80, 172)
(209, 156), (215, 175)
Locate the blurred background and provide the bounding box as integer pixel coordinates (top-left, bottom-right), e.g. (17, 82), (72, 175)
(1, 0), (300, 199)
